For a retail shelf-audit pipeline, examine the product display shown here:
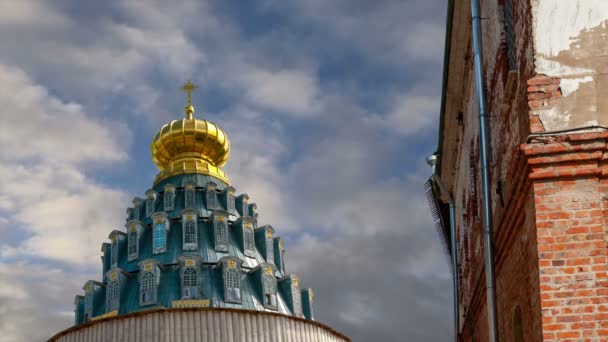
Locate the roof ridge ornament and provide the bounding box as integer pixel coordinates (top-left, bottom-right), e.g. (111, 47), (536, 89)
(180, 80), (198, 119)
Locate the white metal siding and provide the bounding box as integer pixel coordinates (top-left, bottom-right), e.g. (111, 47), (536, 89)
(50, 309), (349, 342)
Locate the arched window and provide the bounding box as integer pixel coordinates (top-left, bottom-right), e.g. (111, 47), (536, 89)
(262, 273), (277, 309)
(513, 306), (524, 342)
(106, 280), (120, 312)
(207, 190), (216, 209)
(185, 187), (195, 209)
(215, 219), (228, 251)
(183, 219), (197, 250)
(182, 268), (198, 298)
(164, 188), (175, 211)
(141, 272), (156, 305)
(153, 222), (166, 254)
(128, 228), (138, 261)
(225, 268), (241, 303)
(244, 227), (254, 254)
(146, 192), (157, 217)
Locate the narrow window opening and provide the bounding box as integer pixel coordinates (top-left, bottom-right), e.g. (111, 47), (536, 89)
(225, 268), (241, 303)
(153, 222), (166, 254)
(184, 219), (197, 249)
(215, 218), (228, 251)
(164, 191), (174, 211)
(146, 196), (155, 217)
(141, 271), (155, 305)
(185, 188), (195, 209)
(128, 229), (138, 261)
(107, 280), (120, 312)
(244, 227), (255, 254)
(182, 267), (198, 299)
(262, 273), (277, 309)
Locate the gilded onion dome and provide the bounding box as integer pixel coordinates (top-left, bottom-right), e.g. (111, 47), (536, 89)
(151, 81), (230, 185)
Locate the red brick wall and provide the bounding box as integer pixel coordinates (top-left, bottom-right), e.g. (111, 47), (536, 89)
(448, 0), (608, 340)
(522, 135), (608, 341)
(454, 0), (541, 340)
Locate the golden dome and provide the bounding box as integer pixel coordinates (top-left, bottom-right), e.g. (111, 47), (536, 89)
(150, 81), (230, 185)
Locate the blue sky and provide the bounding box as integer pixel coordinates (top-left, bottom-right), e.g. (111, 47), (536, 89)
(0, 1), (451, 341)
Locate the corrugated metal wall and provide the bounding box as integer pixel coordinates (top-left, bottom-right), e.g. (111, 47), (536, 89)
(50, 309), (350, 342)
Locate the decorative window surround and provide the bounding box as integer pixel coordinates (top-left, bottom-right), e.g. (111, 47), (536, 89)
(212, 210), (229, 252)
(220, 257), (243, 303)
(132, 198), (144, 221)
(236, 194), (249, 217)
(206, 182), (217, 210)
(164, 184), (176, 211)
(262, 269), (278, 310)
(108, 230), (127, 269)
(82, 280), (103, 322)
(178, 256), (202, 300)
(250, 263), (278, 311)
(104, 269), (128, 313)
(127, 221), (143, 262)
(222, 186), (236, 214)
(138, 260), (162, 306)
(145, 189), (158, 217)
(181, 209), (198, 251)
(151, 212), (170, 255)
(234, 217), (256, 257)
(255, 225), (275, 264)
(184, 182), (196, 209)
(279, 275), (302, 317)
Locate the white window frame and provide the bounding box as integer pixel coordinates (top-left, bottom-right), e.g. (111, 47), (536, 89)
(224, 265), (241, 303)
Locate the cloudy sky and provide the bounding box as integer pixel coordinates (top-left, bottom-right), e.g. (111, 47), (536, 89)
(0, 1), (451, 341)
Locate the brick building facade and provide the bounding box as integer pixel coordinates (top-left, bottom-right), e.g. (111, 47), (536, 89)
(433, 1), (608, 341)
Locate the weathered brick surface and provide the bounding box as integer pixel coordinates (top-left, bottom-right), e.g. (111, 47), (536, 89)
(445, 0), (608, 341)
(521, 136), (608, 341)
(454, 0), (540, 341)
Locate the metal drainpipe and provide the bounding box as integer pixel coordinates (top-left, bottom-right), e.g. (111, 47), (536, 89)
(471, 0), (500, 341)
(427, 154), (459, 342)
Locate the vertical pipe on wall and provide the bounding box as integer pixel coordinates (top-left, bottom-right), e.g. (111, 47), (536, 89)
(471, 0), (500, 341)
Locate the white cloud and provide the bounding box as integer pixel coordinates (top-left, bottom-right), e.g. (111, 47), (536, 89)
(222, 107), (298, 230)
(239, 68), (321, 116)
(365, 93), (439, 136)
(0, 64), (130, 265)
(0, 0), (68, 27)
(0, 262), (89, 342)
(0, 64), (129, 164)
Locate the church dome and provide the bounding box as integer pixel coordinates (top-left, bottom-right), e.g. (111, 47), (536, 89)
(151, 81), (230, 185)
(57, 81), (350, 342)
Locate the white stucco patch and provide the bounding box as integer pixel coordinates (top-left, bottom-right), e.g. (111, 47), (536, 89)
(533, 0), (608, 57)
(537, 107), (571, 131)
(532, 0), (608, 75)
(560, 76), (594, 96)
(535, 59), (593, 78)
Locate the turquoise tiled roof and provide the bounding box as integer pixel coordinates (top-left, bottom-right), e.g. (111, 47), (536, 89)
(75, 173), (313, 324)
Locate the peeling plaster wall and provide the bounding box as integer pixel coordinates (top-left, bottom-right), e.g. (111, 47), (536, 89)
(531, 0), (608, 131)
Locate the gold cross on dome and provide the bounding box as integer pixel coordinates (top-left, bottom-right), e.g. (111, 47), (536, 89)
(181, 80), (198, 106)
(181, 80), (198, 118)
